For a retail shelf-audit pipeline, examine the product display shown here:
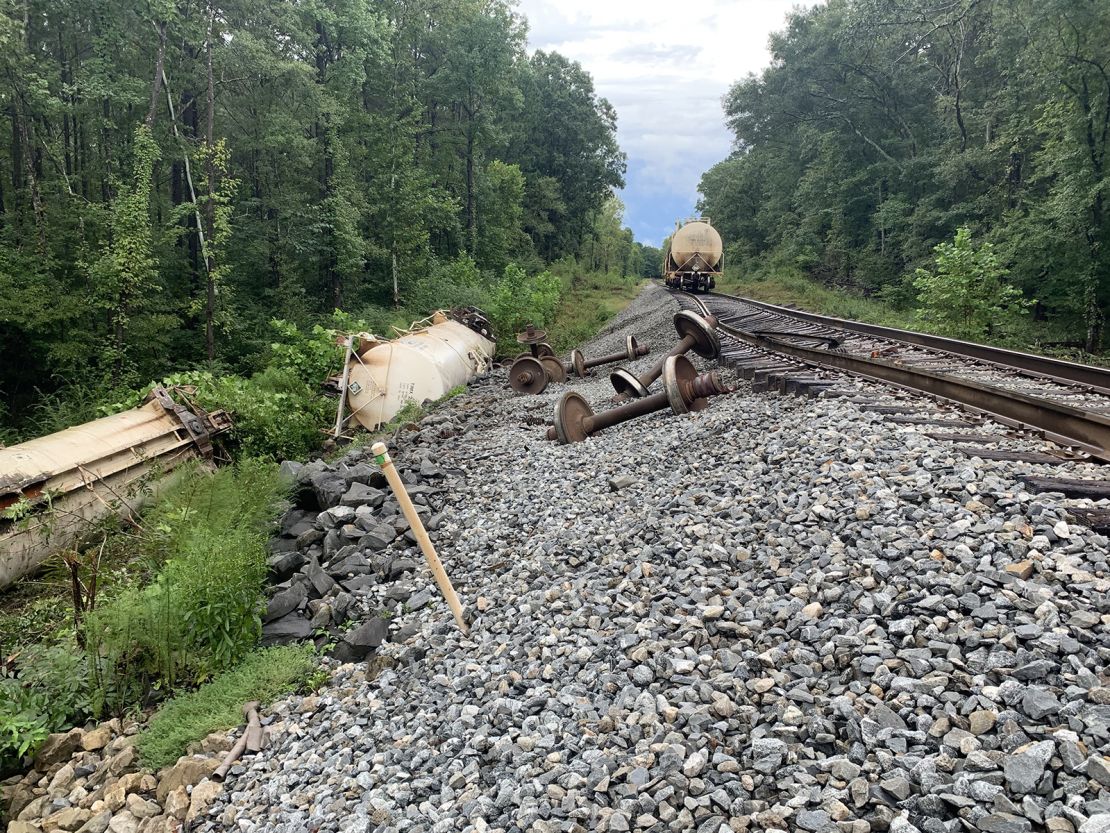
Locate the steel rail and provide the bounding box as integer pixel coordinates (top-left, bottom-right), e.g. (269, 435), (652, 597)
(703, 290), (1110, 396)
(679, 292), (1110, 462)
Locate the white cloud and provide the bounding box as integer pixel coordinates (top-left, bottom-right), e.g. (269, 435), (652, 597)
(515, 0), (818, 246)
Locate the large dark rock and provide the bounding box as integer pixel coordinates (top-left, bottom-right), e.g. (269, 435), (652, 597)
(340, 482), (386, 508)
(295, 527), (324, 549)
(326, 544), (360, 565)
(341, 575), (375, 593)
(280, 509), (312, 536)
(360, 524), (397, 550)
(332, 591), (353, 622)
(331, 617), (389, 662)
(418, 458), (442, 478)
(269, 536), (299, 554)
(327, 552), (373, 579)
(264, 582), (308, 622)
(262, 613), (313, 646)
(310, 470), (347, 509)
(304, 556), (338, 598)
(338, 463), (376, 486)
(381, 557), (417, 581)
(322, 529), (343, 560)
(267, 550), (306, 583)
(277, 460), (304, 484)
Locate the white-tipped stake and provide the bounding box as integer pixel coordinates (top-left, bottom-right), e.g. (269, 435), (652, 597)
(371, 441), (469, 634)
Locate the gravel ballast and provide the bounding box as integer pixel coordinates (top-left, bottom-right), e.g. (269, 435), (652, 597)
(201, 283), (1110, 833)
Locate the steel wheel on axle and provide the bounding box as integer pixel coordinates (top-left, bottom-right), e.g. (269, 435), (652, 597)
(674, 310), (721, 359)
(509, 356), (549, 395)
(540, 355), (567, 384)
(664, 354), (704, 414)
(626, 335), (642, 360)
(571, 349), (588, 378)
(610, 367), (650, 399)
(553, 391), (594, 444)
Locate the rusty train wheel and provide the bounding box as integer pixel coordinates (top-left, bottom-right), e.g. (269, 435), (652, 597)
(610, 367), (650, 399)
(539, 355), (567, 384)
(673, 311), (721, 360)
(509, 356), (549, 395)
(553, 391), (593, 444)
(571, 349), (588, 378)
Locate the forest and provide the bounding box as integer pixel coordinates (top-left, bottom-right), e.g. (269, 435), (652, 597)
(0, 0), (653, 440)
(699, 0), (1110, 352)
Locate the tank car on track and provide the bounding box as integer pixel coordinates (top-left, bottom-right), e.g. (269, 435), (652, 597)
(663, 218), (722, 293)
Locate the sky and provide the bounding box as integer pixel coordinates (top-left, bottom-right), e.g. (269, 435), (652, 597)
(515, 0), (813, 248)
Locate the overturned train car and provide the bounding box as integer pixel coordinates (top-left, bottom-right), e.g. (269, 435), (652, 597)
(663, 218), (723, 293)
(0, 388), (230, 589)
(337, 308), (495, 434)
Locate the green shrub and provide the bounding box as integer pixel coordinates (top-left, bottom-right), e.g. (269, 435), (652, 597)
(84, 460), (285, 715)
(487, 263), (562, 352)
(913, 227), (1032, 341)
(0, 644), (89, 773)
(137, 645), (316, 770)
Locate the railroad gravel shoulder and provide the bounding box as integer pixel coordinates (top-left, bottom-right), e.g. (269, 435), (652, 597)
(205, 282), (1110, 833)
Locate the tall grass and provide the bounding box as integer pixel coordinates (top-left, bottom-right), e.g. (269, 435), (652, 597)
(717, 265), (915, 328)
(547, 266), (645, 352)
(137, 645), (315, 770)
(84, 460), (286, 715)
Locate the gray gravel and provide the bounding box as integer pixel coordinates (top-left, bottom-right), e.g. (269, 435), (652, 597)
(200, 283), (1110, 833)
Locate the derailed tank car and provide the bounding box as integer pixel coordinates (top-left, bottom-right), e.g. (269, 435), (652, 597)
(663, 218), (722, 293)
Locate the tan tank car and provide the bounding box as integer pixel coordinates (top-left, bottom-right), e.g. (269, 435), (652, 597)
(663, 218), (723, 292)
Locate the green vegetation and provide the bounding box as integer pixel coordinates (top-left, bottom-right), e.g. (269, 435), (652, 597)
(547, 268), (648, 353)
(699, 0), (1110, 352)
(137, 645), (316, 771)
(0, 644), (89, 768)
(0, 461), (287, 772)
(0, 0), (653, 441)
(718, 266), (915, 329)
(913, 228), (1032, 342)
(85, 461), (285, 714)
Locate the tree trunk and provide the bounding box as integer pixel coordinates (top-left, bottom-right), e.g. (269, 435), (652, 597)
(465, 119), (476, 254)
(146, 22), (167, 127)
(204, 12), (217, 361)
(1085, 272), (1104, 353)
(13, 97), (46, 253)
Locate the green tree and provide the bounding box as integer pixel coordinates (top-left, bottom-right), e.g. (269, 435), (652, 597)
(913, 227), (1030, 339)
(86, 125), (162, 376)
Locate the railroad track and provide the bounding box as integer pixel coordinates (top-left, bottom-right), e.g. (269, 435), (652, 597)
(675, 289), (1110, 466)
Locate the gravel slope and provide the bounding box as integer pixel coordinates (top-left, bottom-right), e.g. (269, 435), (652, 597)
(202, 283), (1110, 833)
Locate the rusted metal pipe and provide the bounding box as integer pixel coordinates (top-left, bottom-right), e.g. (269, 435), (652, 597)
(568, 336), (650, 378)
(611, 312), (719, 399)
(212, 701), (263, 782)
(548, 355), (732, 443)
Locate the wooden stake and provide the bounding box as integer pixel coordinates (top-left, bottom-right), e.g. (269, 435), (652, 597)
(333, 336), (355, 440)
(371, 442), (469, 634)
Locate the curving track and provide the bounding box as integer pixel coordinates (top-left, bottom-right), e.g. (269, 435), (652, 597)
(675, 289), (1110, 463)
